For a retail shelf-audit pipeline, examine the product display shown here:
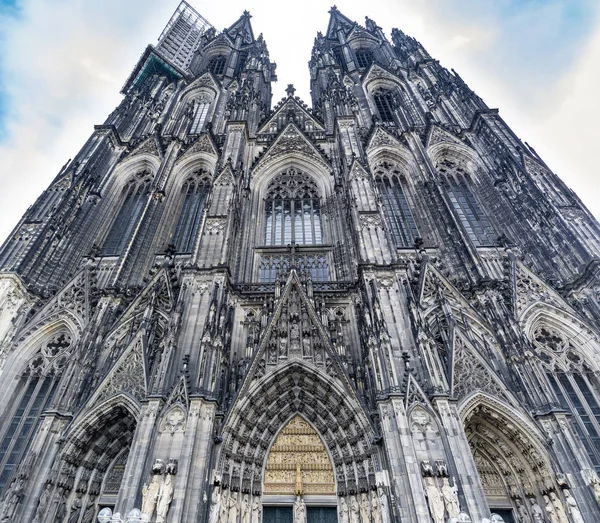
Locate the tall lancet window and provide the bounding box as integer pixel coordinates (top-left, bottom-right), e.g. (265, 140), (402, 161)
(190, 96), (211, 134)
(101, 175), (151, 256)
(375, 163), (419, 248)
(264, 168), (323, 247)
(172, 175), (210, 253)
(438, 160), (496, 246)
(0, 333), (71, 492)
(373, 90), (396, 123)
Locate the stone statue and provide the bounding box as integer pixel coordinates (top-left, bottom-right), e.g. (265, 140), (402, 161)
(549, 492), (568, 523)
(441, 477), (460, 519)
(251, 497), (261, 523)
(424, 477), (445, 523)
(349, 495), (360, 523)
(208, 486), (222, 523)
(515, 499), (531, 523)
(156, 473), (174, 523)
(359, 493), (370, 523)
(378, 488), (391, 523)
(294, 496), (306, 523)
(220, 490), (230, 523)
(339, 497), (349, 523)
(54, 488), (67, 523)
(564, 490), (584, 523)
(241, 494), (251, 523)
(32, 483), (52, 523)
(529, 498), (544, 523)
(590, 475), (600, 506)
(544, 494), (559, 523)
(371, 491), (382, 523)
(81, 496), (97, 523)
(0, 477), (23, 521)
(227, 491), (238, 523)
(67, 494), (83, 523)
(142, 475), (161, 519)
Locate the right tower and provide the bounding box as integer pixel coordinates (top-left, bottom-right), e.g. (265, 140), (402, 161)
(308, 6), (600, 523)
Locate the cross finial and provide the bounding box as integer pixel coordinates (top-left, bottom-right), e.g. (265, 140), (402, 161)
(286, 84), (296, 97)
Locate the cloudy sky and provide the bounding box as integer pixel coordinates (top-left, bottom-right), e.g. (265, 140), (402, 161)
(0, 0), (598, 245)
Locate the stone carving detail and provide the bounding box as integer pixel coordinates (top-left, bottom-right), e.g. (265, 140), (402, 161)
(564, 490), (584, 523)
(264, 415), (335, 495)
(205, 218), (227, 235)
(96, 338), (146, 402)
(294, 496), (307, 523)
(359, 213), (383, 229)
(160, 406), (186, 433)
(424, 476), (445, 523)
(368, 127), (399, 149)
(441, 477), (460, 519)
(142, 474), (161, 518)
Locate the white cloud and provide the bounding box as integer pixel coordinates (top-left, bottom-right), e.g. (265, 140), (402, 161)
(0, 0), (598, 248)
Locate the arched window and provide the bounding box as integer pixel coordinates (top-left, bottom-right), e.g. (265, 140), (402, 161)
(209, 55), (227, 76)
(532, 325), (600, 470)
(438, 159), (495, 246)
(101, 175), (151, 256)
(374, 162), (419, 248)
(190, 96), (212, 134)
(373, 90), (395, 123)
(172, 175), (210, 253)
(0, 333), (71, 491)
(264, 168), (322, 246)
(355, 48), (373, 69)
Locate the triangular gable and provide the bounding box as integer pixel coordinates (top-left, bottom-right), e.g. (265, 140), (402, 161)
(225, 11), (255, 44)
(258, 97), (325, 134)
(346, 23), (380, 44)
(348, 159), (370, 180)
(511, 261), (573, 320)
(326, 7), (356, 39)
(107, 269), (174, 334)
(405, 374), (434, 411)
(203, 32), (235, 51)
(91, 334), (148, 405)
(362, 64), (402, 89)
(181, 72), (220, 98)
(367, 126), (402, 151)
(166, 374), (190, 410)
(426, 124), (464, 149)
(179, 133), (219, 160)
(252, 123), (331, 173)
(213, 164), (235, 186)
(129, 135), (161, 159)
(237, 271), (358, 397)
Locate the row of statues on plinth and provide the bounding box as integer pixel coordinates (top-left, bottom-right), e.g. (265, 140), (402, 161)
(338, 488), (391, 523)
(141, 459), (178, 522)
(208, 487), (262, 523)
(421, 461), (462, 523)
(513, 491), (583, 523)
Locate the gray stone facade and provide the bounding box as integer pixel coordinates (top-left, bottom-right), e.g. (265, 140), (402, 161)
(0, 4), (600, 523)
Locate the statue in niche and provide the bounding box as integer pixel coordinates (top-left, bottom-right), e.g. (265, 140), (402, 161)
(142, 475), (161, 518)
(53, 487), (67, 523)
(371, 490), (382, 523)
(378, 488), (390, 523)
(514, 499), (531, 523)
(424, 477), (445, 523)
(81, 496), (97, 523)
(339, 497), (349, 523)
(0, 477), (24, 521)
(359, 492), (370, 523)
(32, 483), (52, 523)
(251, 497), (261, 523)
(549, 492), (568, 523)
(544, 495), (559, 523)
(528, 498), (544, 523)
(220, 490), (230, 523)
(67, 494), (83, 523)
(294, 496), (306, 523)
(563, 490), (584, 523)
(349, 495), (360, 523)
(441, 477), (460, 519)
(241, 494), (251, 523)
(156, 473), (174, 523)
(208, 486), (222, 523)
(590, 475), (600, 505)
(227, 492), (239, 523)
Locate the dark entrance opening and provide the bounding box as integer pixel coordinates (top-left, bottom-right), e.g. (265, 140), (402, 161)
(263, 506), (293, 523)
(491, 508), (515, 523)
(307, 507), (337, 523)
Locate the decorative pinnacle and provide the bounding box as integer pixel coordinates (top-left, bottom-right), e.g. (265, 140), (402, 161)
(286, 84), (296, 97)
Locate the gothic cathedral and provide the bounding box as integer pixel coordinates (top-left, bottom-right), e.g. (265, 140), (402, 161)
(1, 3), (600, 523)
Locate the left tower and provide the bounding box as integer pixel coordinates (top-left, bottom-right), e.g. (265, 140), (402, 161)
(0, 3), (276, 521)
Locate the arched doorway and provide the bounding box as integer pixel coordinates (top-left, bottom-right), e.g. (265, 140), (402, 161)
(262, 415), (337, 523)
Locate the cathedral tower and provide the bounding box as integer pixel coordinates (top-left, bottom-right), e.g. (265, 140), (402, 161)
(1, 3), (600, 523)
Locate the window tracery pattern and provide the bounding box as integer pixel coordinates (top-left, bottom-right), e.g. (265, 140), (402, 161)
(258, 253), (329, 283)
(373, 90), (396, 123)
(101, 174), (151, 256)
(172, 174), (210, 253)
(0, 333), (72, 491)
(437, 159), (496, 246)
(264, 168), (322, 247)
(189, 95), (212, 134)
(532, 325), (600, 470)
(374, 162), (419, 248)
(209, 55), (226, 75)
(355, 48), (373, 69)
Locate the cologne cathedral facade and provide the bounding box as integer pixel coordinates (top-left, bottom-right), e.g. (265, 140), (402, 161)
(1, 2), (600, 522)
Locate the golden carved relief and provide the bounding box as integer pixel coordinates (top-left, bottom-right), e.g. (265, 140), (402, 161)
(264, 415), (335, 495)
